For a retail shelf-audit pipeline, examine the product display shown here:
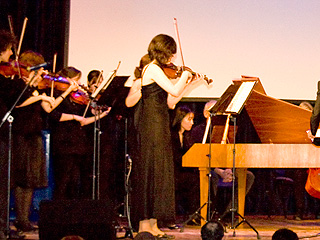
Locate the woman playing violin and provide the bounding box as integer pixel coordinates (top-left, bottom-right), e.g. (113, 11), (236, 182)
(125, 54), (202, 109)
(130, 34), (204, 237)
(0, 30), (47, 232)
(48, 66), (110, 200)
(9, 50), (59, 232)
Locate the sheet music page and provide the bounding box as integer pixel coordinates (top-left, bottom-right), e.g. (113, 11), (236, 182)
(225, 81), (256, 114)
(316, 129), (320, 137)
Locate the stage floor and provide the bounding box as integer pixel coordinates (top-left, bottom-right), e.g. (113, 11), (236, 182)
(19, 216), (320, 240)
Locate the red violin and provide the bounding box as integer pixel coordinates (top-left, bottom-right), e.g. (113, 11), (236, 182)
(0, 61), (30, 78)
(162, 63), (213, 85)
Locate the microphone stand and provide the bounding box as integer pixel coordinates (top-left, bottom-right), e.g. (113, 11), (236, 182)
(91, 101), (101, 200)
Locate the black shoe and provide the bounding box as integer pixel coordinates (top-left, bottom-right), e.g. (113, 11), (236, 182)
(157, 234), (175, 239)
(167, 224), (179, 230)
(13, 220), (35, 232)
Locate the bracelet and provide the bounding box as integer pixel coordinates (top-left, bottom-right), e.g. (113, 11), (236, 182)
(60, 95), (65, 100)
(72, 115), (75, 120)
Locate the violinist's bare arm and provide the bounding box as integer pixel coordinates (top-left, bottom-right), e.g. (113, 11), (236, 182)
(79, 107), (111, 126)
(125, 79), (141, 107)
(58, 113), (83, 122)
(41, 79), (79, 113)
(58, 107), (111, 126)
(143, 63), (192, 97)
(167, 73), (203, 109)
(16, 92), (54, 108)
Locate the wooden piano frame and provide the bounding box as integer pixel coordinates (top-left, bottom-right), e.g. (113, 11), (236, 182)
(182, 143), (320, 223)
(182, 76), (317, 224)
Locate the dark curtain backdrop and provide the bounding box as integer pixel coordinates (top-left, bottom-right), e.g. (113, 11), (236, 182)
(0, 0), (70, 71)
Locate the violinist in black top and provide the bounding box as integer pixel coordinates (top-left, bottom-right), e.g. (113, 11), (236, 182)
(0, 30), (46, 233)
(46, 67), (110, 200)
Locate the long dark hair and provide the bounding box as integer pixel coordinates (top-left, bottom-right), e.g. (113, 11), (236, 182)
(134, 54), (151, 79)
(148, 34), (176, 65)
(0, 30), (16, 53)
(58, 66), (81, 79)
(172, 105), (193, 132)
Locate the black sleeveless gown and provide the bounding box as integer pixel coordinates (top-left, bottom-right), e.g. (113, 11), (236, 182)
(131, 82), (175, 229)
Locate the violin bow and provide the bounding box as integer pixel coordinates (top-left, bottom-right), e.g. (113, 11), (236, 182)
(173, 18), (185, 71)
(51, 53), (57, 97)
(8, 16), (28, 79)
(173, 18), (213, 85)
(83, 70), (103, 118)
(8, 16), (18, 59)
(15, 17), (28, 61)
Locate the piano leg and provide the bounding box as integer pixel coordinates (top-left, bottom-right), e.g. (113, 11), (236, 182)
(198, 167), (248, 226)
(236, 168), (247, 228)
(199, 167), (210, 225)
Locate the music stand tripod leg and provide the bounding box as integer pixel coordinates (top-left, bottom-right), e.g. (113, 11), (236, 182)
(221, 116), (260, 239)
(179, 201), (208, 232)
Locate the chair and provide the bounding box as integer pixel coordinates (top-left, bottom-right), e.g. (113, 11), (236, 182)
(274, 170), (294, 219)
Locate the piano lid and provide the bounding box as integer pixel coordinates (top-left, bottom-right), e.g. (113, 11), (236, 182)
(235, 77), (311, 144)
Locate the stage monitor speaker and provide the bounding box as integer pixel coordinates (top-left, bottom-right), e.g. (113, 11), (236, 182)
(38, 200), (116, 240)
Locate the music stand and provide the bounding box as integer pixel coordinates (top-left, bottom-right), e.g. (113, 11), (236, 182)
(94, 75), (134, 238)
(209, 81), (260, 239)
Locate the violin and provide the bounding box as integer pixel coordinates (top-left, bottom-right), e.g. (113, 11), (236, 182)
(38, 73), (71, 91)
(70, 89), (91, 105)
(36, 73), (92, 106)
(0, 61), (30, 78)
(162, 63), (213, 85)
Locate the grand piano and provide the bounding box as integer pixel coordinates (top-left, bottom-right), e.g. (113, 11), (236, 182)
(182, 76), (319, 222)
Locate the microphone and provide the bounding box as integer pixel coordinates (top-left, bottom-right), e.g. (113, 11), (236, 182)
(27, 61), (51, 71)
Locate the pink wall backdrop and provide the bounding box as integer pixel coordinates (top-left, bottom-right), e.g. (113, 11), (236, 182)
(69, 0), (320, 100)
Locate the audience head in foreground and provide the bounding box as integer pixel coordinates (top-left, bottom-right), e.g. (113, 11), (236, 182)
(134, 231), (156, 240)
(272, 228), (298, 240)
(201, 221), (224, 240)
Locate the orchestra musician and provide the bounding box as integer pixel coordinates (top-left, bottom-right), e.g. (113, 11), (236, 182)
(171, 105), (200, 219)
(46, 66), (110, 200)
(10, 50), (54, 232)
(0, 30), (46, 234)
(129, 34), (203, 237)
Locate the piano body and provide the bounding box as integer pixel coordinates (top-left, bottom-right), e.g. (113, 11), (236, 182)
(182, 76), (318, 223)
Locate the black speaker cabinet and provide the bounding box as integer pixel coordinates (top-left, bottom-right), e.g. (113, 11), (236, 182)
(39, 200), (116, 240)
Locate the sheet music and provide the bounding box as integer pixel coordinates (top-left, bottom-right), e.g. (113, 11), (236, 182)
(316, 129), (320, 137)
(225, 81), (256, 114)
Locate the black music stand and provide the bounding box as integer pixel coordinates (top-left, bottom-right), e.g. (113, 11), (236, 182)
(209, 80), (260, 239)
(95, 76), (134, 238)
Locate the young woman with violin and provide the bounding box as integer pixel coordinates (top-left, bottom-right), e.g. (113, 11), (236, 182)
(130, 34), (203, 237)
(0, 30), (47, 233)
(8, 50), (56, 232)
(125, 54), (202, 110)
(47, 66), (110, 200)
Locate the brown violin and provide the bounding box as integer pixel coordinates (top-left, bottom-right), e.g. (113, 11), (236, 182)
(37, 73), (70, 90)
(37, 73), (93, 105)
(162, 63), (213, 85)
(0, 61), (30, 78)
